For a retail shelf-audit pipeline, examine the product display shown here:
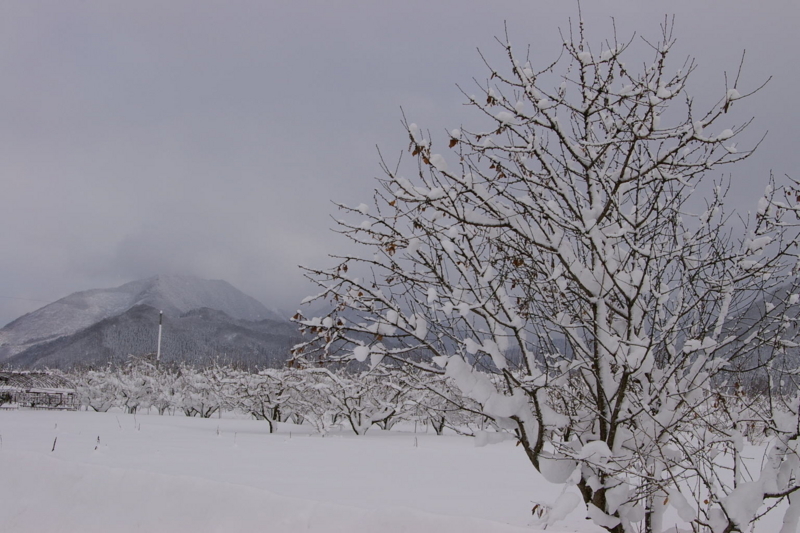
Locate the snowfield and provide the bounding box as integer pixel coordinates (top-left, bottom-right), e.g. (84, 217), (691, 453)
(0, 410), (599, 533)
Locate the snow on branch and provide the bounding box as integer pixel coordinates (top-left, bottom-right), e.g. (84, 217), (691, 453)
(298, 15), (798, 533)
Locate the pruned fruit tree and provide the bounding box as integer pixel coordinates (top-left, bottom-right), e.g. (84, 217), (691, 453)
(294, 15), (800, 533)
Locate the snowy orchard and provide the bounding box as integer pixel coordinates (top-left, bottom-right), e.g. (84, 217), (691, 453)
(293, 18), (800, 533)
(67, 359), (488, 438)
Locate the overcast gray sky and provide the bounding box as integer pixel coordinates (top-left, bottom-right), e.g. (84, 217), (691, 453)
(0, 0), (797, 326)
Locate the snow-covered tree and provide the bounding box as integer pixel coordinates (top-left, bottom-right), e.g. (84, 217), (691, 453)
(400, 369), (488, 435)
(365, 368), (418, 431)
(75, 366), (121, 412)
(286, 367), (344, 435)
(295, 18), (800, 533)
(326, 370), (407, 435)
(174, 363), (225, 418)
(229, 368), (291, 433)
(150, 362), (181, 416)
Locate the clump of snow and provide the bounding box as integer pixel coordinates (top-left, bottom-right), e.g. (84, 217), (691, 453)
(537, 98), (554, 110)
(668, 488), (696, 522)
(683, 337), (717, 353)
(353, 345), (370, 362)
(708, 508), (729, 533)
(587, 503), (620, 529)
(430, 154), (448, 172)
(745, 235), (772, 254)
(757, 195), (770, 215)
(370, 349), (385, 368)
(464, 337), (480, 355)
(496, 111), (515, 124)
(656, 86), (672, 99)
(577, 440), (612, 463)
(537, 455), (577, 484)
(726, 88), (742, 102)
(541, 493), (581, 527)
(427, 287), (438, 304)
(722, 482), (766, 531)
(715, 129), (734, 141)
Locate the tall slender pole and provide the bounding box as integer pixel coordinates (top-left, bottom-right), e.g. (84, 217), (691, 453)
(156, 310), (163, 362)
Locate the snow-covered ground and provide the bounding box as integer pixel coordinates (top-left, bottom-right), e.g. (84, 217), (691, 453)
(0, 409), (600, 533)
(0, 410), (791, 533)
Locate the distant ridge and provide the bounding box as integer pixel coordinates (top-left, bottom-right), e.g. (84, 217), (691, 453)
(0, 275), (297, 369)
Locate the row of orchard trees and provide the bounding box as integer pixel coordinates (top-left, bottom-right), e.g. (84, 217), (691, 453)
(68, 356), (488, 436)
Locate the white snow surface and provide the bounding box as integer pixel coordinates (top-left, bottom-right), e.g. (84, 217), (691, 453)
(0, 411), (792, 532)
(0, 410), (604, 533)
(0, 275), (282, 360)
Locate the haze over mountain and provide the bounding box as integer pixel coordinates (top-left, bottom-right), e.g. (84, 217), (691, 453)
(0, 275), (298, 369)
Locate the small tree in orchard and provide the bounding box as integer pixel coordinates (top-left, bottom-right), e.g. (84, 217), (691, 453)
(295, 16), (800, 533)
(229, 369), (288, 433)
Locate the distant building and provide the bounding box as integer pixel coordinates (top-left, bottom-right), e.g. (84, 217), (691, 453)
(0, 372), (78, 410)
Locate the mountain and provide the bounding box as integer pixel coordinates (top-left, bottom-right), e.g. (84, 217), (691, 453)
(0, 275), (298, 369)
(4, 304), (298, 370)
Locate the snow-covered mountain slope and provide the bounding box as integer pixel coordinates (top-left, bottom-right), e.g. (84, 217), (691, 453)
(0, 275), (284, 361)
(6, 304), (299, 370)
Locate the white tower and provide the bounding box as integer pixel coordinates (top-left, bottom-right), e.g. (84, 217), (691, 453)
(156, 310), (163, 362)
